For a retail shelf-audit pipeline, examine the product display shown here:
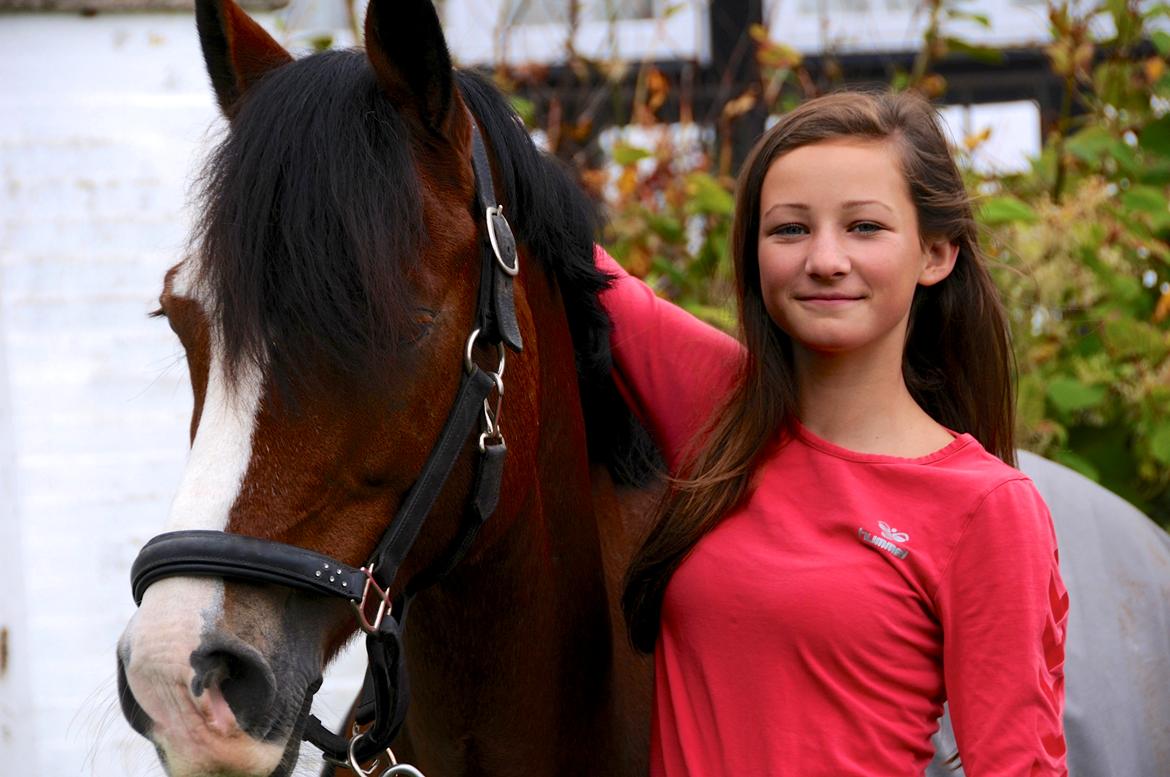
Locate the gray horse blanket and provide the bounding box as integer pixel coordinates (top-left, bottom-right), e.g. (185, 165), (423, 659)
(927, 451), (1170, 776)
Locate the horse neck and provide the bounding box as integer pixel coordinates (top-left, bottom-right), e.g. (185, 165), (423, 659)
(401, 257), (621, 769)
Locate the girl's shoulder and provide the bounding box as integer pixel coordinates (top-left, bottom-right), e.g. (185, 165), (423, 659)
(929, 441), (1055, 557)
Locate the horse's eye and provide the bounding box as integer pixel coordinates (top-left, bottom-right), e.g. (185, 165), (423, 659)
(405, 309), (437, 344)
(151, 302), (183, 338)
(154, 296), (196, 348)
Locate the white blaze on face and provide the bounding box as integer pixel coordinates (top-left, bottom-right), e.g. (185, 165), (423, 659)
(119, 260), (285, 775)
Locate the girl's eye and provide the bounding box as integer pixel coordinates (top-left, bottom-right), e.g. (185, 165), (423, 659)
(771, 223), (807, 237)
(851, 221), (883, 234)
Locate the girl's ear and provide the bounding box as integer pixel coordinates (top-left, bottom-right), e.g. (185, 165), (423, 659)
(919, 239), (959, 287)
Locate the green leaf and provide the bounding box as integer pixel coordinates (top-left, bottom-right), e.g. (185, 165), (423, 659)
(978, 196), (1039, 225)
(685, 172), (734, 216)
(693, 233), (724, 278)
(945, 9), (991, 27)
(681, 302), (736, 332)
(1047, 377), (1107, 414)
(1017, 374), (1049, 427)
(1070, 329), (1105, 359)
(942, 37), (1005, 64)
(1154, 30), (1170, 57)
(508, 95), (536, 127)
(1121, 184), (1169, 216)
(650, 257), (687, 289)
(1138, 157), (1170, 186)
(612, 142), (652, 166)
(1139, 114), (1170, 158)
(1066, 126), (1126, 163)
(1107, 273), (1145, 306)
(1103, 317), (1170, 360)
(307, 34), (334, 52)
(1054, 450), (1101, 481)
(646, 213), (684, 243)
(1151, 423), (1170, 466)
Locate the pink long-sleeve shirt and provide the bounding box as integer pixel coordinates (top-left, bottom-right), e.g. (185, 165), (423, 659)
(597, 247), (1068, 776)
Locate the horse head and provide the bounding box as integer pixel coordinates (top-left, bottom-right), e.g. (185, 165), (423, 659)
(116, 1), (651, 775)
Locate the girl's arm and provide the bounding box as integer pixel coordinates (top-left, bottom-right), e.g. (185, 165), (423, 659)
(595, 246), (742, 472)
(936, 477), (1069, 776)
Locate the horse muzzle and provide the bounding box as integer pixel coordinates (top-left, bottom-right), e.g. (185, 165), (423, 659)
(116, 576), (321, 777)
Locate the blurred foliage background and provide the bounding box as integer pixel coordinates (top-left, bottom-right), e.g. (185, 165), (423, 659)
(501, 0), (1170, 525)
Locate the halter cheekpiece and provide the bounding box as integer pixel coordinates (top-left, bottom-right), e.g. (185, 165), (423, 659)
(129, 115), (522, 774)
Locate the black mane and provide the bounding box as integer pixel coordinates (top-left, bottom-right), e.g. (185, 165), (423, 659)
(195, 50), (423, 390)
(194, 49), (655, 481)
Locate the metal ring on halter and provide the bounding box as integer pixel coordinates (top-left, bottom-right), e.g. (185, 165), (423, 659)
(381, 744), (428, 777)
(486, 368), (504, 399)
(463, 328), (507, 377)
(478, 429), (505, 453)
(478, 370), (505, 452)
(345, 734), (380, 777)
(343, 732), (428, 777)
(480, 403), (497, 439)
(485, 205), (519, 276)
(349, 564), (393, 635)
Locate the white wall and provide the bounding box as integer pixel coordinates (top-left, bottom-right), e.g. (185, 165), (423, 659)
(443, 0), (711, 65)
(0, 210), (35, 776)
(764, 0), (1053, 54)
(0, 14), (363, 776)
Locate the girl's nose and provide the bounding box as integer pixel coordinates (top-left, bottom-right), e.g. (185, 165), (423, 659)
(804, 232), (851, 278)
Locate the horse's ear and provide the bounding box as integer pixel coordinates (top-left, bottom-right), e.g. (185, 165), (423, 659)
(196, 0), (293, 116)
(364, 0), (468, 141)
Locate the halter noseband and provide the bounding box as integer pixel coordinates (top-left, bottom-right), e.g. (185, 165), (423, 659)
(128, 116), (522, 773)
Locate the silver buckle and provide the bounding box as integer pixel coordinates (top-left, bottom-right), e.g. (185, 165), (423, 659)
(486, 205), (519, 276)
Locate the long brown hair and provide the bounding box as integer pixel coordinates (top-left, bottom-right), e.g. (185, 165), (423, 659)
(621, 89), (1017, 653)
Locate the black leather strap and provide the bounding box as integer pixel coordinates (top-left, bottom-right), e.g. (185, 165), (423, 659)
(470, 121), (523, 352)
(131, 530), (365, 605)
(405, 439), (506, 597)
(303, 596), (413, 765)
(469, 120), (498, 216)
(357, 603), (412, 759)
(368, 365), (495, 586)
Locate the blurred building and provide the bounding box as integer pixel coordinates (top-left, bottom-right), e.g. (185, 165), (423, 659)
(469, 0), (1054, 172)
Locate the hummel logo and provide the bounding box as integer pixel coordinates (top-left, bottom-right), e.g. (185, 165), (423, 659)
(858, 521), (910, 559)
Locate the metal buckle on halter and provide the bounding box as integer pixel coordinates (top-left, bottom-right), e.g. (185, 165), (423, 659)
(350, 564), (393, 636)
(478, 370), (505, 452)
(343, 731), (426, 777)
(464, 328), (506, 378)
(485, 205), (519, 277)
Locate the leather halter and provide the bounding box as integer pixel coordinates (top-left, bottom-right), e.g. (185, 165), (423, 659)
(129, 116), (522, 771)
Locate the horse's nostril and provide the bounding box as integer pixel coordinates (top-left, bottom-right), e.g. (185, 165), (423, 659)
(116, 650), (153, 737)
(190, 638), (278, 738)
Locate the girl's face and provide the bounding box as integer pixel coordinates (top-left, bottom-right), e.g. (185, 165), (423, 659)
(756, 138), (957, 364)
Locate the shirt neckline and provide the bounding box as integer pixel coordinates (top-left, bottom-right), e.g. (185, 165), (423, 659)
(790, 418), (976, 465)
